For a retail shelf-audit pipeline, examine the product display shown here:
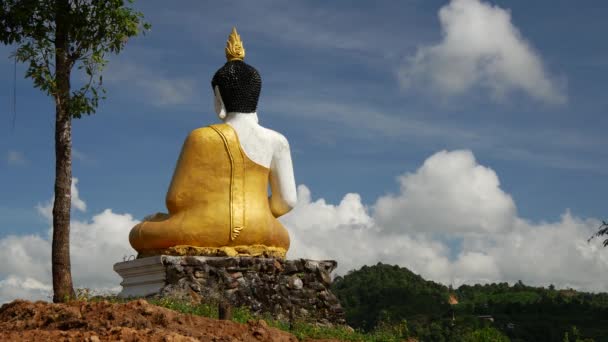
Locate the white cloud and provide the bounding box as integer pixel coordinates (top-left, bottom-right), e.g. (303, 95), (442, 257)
(486, 213), (608, 290)
(398, 0), (566, 104)
(284, 150), (608, 292)
(0, 235), (52, 282)
(0, 276), (52, 302)
(282, 185), (452, 282)
(105, 61), (198, 107)
(267, 98), (479, 144)
(1, 179), (138, 303)
(451, 251), (500, 284)
(71, 179), (87, 213)
(36, 178), (87, 220)
(69, 209), (139, 287)
(374, 150), (517, 234)
(72, 149), (97, 165)
(6, 150), (26, 166)
(2, 152), (607, 303)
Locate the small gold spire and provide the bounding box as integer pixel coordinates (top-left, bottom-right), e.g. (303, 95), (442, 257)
(225, 27), (245, 62)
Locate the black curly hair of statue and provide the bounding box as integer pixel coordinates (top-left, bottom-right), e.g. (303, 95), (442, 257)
(211, 60), (262, 113)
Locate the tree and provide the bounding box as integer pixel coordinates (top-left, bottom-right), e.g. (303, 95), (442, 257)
(0, 0), (149, 302)
(589, 221), (608, 247)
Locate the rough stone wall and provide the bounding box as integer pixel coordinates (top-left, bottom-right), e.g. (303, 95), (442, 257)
(157, 256), (345, 325)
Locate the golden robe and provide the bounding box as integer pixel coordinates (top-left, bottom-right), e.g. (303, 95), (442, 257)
(129, 124), (290, 258)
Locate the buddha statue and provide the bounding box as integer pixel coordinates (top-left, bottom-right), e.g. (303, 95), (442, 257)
(129, 28), (297, 259)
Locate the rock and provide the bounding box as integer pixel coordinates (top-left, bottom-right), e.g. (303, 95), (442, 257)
(288, 276), (303, 290)
(320, 260), (337, 273)
(117, 256), (346, 325)
(317, 268), (332, 286)
(304, 260), (319, 272)
(294, 259), (304, 272)
(273, 259), (284, 272)
(283, 261), (298, 274)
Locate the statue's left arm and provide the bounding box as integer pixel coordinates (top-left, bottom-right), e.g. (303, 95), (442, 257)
(269, 134), (297, 217)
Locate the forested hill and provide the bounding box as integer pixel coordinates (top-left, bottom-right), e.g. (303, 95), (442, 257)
(331, 263), (608, 341)
(332, 263), (450, 331)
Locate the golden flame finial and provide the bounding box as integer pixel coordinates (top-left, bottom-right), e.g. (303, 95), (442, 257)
(225, 27), (245, 62)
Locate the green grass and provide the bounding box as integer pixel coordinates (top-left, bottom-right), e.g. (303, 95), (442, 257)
(75, 289), (405, 341)
(148, 298), (383, 341)
(148, 297), (220, 319)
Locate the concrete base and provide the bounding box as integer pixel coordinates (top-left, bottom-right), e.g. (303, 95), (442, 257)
(113, 255), (176, 297)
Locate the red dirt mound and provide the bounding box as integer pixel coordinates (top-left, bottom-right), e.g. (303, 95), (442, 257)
(0, 299), (305, 341)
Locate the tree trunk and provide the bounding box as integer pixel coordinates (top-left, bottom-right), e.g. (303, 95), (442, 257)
(52, 0), (75, 303)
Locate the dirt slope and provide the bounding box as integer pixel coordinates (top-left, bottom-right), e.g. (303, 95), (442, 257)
(0, 299), (312, 341)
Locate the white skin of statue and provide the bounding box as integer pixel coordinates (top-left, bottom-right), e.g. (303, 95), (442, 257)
(214, 85), (298, 213)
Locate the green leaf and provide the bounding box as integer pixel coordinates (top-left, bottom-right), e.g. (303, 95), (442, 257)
(1, 0), (150, 118)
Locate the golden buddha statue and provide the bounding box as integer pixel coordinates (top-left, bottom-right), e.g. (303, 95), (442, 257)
(129, 28), (297, 259)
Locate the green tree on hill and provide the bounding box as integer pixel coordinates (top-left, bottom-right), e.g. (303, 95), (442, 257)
(332, 263), (450, 331)
(334, 263), (608, 341)
(463, 327), (510, 342)
(0, 0), (149, 302)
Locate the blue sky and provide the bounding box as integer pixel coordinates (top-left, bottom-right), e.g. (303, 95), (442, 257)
(1, 0), (607, 300)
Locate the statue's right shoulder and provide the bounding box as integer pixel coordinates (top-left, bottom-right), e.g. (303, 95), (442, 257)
(263, 127), (290, 152)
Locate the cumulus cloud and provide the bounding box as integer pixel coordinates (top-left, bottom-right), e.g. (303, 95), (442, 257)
(6, 150), (26, 166)
(486, 213), (608, 290)
(1, 151), (607, 303)
(374, 150), (517, 235)
(282, 185), (453, 282)
(0, 276), (52, 302)
(283, 150), (608, 292)
(35, 178), (87, 220)
(398, 0), (566, 104)
(0, 180), (138, 303)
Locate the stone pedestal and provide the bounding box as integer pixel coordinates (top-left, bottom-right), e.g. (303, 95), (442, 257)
(113, 256), (345, 325)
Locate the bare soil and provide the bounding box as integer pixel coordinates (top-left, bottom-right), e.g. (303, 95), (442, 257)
(0, 299), (323, 341)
